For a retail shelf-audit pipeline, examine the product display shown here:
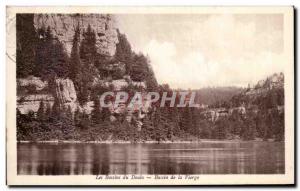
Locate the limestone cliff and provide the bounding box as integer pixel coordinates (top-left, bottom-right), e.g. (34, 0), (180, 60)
(34, 14), (118, 56)
(17, 76), (54, 114)
(245, 72), (284, 97)
(17, 76), (94, 115)
(18, 14), (119, 114)
(17, 13), (152, 128)
(53, 78), (78, 113)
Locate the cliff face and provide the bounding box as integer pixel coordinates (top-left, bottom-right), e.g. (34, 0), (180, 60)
(17, 14), (153, 127)
(17, 76), (55, 114)
(17, 76), (93, 115)
(232, 72), (284, 114)
(201, 73), (284, 122)
(17, 75), (150, 126)
(18, 14), (119, 114)
(34, 14), (118, 56)
(245, 72), (284, 97)
(53, 78), (78, 113)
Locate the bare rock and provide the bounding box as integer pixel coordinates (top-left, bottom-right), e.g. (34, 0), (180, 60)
(17, 76), (48, 91)
(17, 76), (54, 114)
(34, 14), (118, 57)
(17, 94), (54, 114)
(53, 78), (78, 113)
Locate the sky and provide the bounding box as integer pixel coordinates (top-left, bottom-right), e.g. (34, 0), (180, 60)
(115, 14), (284, 89)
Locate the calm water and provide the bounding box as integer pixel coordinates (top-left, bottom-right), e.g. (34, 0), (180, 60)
(17, 141), (284, 175)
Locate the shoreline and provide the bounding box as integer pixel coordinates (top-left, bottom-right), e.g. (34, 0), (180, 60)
(17, 138), (279, 144)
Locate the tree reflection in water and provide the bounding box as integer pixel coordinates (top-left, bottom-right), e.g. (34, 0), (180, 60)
(17, 142), (284, 175)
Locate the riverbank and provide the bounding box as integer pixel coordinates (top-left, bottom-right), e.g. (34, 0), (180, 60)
(17, 138), (278, 144)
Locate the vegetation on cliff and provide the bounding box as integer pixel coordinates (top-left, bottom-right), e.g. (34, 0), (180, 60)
(16, 14), (284, 142)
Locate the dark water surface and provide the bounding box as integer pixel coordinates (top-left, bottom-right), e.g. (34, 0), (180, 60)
(17, 141), (284, 175)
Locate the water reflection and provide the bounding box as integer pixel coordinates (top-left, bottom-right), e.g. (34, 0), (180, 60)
(17, 142), (284, 175)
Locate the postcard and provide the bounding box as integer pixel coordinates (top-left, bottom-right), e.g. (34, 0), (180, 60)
(6, 6), (294, 185)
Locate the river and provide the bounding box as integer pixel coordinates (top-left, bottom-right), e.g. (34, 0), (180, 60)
(17, 141), (284, 175)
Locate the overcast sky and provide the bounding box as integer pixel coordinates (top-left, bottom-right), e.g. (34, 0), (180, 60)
(116, 14), (284, 89)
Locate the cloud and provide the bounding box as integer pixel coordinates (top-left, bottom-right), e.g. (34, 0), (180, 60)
(144, 39), (285, 89)
(116, 14), (284, 89)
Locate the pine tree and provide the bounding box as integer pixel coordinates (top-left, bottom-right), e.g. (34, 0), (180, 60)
(131, 53), (149, 82)
(66, 105), (73, 119)
(37, 101), (45, 121)
(34, 26), (48, 77)
(91, 97), (102, 124)
(16, 14), (37, 78)
(131, 53), (158, 90)
(180, 107), (194, 132)
(276, 111), (284, 141)
(264, 111), (272, 140)
(80, 25), (97, 61)
(54, 42), (69, 78)
(191, 108), (201, 137)
(50, 101), (61, 121)
(69, 24), (81, 82)
(78, 24), (98, 104)
(74, 107), (82, 127)
(16, 108), (26, 140)
(45, 26), (53, 41)
(241, 115), (256, 140)
(213, 117), (228, 139)
(35, 26), (69, 79)
(141, 115), (154, 140)
(45, 103), (52, 121)
(115, 30), (133, 74)
(16, 108), (23, 128)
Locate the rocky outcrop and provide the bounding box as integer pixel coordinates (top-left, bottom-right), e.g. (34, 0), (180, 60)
(53, 78), (78, 113)
(17, 75), (150, 120)
(245, 73), (284, 98)
(105, 79), (128, 91)
(106, 92), (152, 125)
(18, 14), (152, 129)
(201, 72), (284, 122)
(17, 76), (54, 114)
(17, 94), (54, 114)
(17, 77), (79, 114)
(256, 72), (284, 89)
(17, 76), (48, 91)
(34, 14), (118, 56)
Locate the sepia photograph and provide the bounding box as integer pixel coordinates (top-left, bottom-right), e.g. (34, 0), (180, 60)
(6, 6), (294, 185)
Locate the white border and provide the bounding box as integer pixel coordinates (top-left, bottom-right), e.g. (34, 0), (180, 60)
(5, 6), (294, 186)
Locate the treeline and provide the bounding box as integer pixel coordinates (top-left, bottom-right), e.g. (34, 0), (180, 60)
(155, 107), (284, 141)
(152, 85), (284, 141)
(195, 87), (244, 106)
(230, 87), (284, 108)
(16, 100), (189, 142)
(17, 84), (284, 142)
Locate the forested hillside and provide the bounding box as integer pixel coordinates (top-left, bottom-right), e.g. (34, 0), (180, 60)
(16, 14), (285, 142)
(195, 87), (244, 106)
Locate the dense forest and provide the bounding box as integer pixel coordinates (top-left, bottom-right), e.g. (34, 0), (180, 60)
(195, 87), (244, 106)
(16, 14), (285, 142)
